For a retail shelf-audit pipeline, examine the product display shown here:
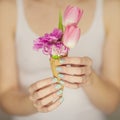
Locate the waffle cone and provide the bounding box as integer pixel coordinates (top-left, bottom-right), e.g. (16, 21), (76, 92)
(49, 57), (60, 80)
(49, 54), (67, 82)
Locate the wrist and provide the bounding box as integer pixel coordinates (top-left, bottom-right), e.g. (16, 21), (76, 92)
(23, 94), (38, 114)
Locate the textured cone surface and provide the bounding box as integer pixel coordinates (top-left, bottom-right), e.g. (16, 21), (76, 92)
(49, 58), (60, 80)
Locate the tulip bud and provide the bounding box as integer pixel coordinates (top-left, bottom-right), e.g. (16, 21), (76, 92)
(63, 25), (80, 48)
(63, 6), (83, 27)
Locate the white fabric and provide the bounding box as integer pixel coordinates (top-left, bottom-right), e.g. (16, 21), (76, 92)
(14, 0), (106, 120)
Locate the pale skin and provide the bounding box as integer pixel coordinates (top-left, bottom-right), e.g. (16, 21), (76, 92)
(0, 0), (120, 116)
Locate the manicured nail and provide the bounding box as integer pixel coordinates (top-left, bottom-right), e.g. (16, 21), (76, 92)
(56, 67), (62, 72)
(58, 74), (64, 78)
(52, 78), (58, 83)
(57, 90), (63, 95)
(59, 80), (64, 85)
(55, 84), (62, 90)
(59, 97), (64, 103)
(60, 59), (65, 64)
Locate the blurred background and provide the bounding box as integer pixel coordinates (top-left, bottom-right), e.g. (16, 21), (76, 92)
(0, 108), (120, 120)
(0, 0), (120, 120)
(0, 109), (11, 120)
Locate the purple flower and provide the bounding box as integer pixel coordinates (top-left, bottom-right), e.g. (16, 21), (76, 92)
(33, 28), (68, 56)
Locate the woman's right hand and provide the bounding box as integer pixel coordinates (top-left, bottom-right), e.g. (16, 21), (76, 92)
(28, 77), (64, 113)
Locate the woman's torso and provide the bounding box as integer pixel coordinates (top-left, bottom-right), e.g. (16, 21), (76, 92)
(14, 0), (106, 120)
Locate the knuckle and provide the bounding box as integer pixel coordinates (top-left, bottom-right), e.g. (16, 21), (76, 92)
(77, 57), (81, 64)
(37, 107), (42, 112)
(63, 66), (67, 73)
(78, 68), (83, 75)
(78, 69), (81, 75)
(38, 91), (44, 98)
(35, 91), (43, 99)
(33, 103), (37, 108)
(84, 56), (89, 60)
(50, 84), (57, 93)
(29, 84), (36, 92)
(31, 82), (40, 91)
(86, 57), (92, 65)
(68, 83), (79, 89)
(69, 58), (73, 64)
(82, 76), (86, 83)
(40, 100), (46, 106)
(89, 59), (92, 66)
(34, 92), (39, 98)
(83, 76), (89, 83)
(78, 77), (83, 83)
(68, 69), (72, 74)
(35, 82), (40, 89)
(83, 76), (86, 80)
(86, 67), (91, 75)
(84, 56), (89, 63)
(68, 77), (74, 83)
(79, 57), (83, 64)
(75, 84), (80, 89)
(37, 100), (42, 106)
(47, 106), (52, 112)
(81, 68), (84, 74)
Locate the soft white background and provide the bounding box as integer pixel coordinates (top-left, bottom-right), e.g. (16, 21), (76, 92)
(0, 108), (120, 120)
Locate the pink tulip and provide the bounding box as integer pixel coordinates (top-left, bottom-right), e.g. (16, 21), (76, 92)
(63, 25), (80, 48)
(63, 6), (83, 27)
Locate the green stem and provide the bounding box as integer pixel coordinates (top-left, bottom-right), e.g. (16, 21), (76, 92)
(58, 11), (63, 32)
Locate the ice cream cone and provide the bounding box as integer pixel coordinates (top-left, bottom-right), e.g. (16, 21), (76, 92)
(50, 54), (67, 87)
(49, 57), (60, 80)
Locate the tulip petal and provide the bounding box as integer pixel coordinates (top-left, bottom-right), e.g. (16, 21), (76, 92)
(63, 25), (80, 48)
(63, 5), (83, 26)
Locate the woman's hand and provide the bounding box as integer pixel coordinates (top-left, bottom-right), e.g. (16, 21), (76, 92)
(56, 57), (93, 89)
(28, 77), (64, 113)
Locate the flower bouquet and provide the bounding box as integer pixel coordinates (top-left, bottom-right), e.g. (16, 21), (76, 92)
(33, 6), (83, 85)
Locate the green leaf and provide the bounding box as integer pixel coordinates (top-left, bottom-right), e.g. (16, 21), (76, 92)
(52, 55), (60, 59)
(58, 11), (63, 32)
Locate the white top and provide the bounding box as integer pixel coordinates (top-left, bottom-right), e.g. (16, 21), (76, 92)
(14, 0), (106, 120)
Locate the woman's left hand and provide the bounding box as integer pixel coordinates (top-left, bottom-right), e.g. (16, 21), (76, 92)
(56, 57), (93, 89)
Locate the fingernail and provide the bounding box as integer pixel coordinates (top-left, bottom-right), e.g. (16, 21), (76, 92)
(56, 67), (62, 72)
(57, 90), (63, 95)
(60, 59), (65, 64)
(59, 80), (64, 85)
(52, 78), (58, 83)
(55, 84), (62, 90)
(59, 97), (64, 103)
(58, 74), (64, 78)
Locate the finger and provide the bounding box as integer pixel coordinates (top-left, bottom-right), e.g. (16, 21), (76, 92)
(62, 80), (80, 89)
(29, 77), (58, 94)
(56, 66), (90, 75)
(41, 97), (64, 112)
(60, 57), (92, 66)
(31, 83), (63, 100)
(35, 89), (63, 106)
(58, 73), (86, 84)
